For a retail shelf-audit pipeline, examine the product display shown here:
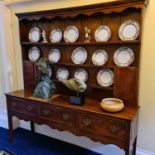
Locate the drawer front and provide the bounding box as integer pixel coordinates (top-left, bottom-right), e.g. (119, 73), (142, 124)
(78, 114), (128, 140)
(10, 98), (38, 116)
(40, 105), (55, 119)
(39, 105), (75, 126)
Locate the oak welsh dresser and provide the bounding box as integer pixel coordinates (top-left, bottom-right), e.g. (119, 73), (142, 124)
(6, 0), (148, 155)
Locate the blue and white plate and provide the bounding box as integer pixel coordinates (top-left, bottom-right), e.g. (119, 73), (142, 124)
(28, 27), (41, 42)
(28, 46), (40, 62)
(56, 67), (69, 81)
(97, 69), (114, 87)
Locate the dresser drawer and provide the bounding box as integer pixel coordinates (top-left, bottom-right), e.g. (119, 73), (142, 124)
(9, 98), (37, 116)
(40, 105), (55, 119)
(39, 105), (75, 126)
(78, 114), (128, 140)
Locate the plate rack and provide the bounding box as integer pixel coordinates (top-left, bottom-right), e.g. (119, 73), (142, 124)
(18, 1), (145, 107)
(6, 1), (147, 155)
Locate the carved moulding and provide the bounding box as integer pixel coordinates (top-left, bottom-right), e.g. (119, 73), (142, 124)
(16, 0), (147, 21)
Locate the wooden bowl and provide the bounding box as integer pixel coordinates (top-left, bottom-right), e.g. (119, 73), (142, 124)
(100, 98), (124, 112)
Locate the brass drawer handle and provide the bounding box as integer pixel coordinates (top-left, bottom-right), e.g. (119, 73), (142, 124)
(43, 109), (50, 115)
(110, 125), (120, 133)
(12, 102), (16, 108)
(62, 113), (70, 121)
(54, 107), (61, 112)
(97, 119), (103, 124)
(83, 118), (91, 126)
(27, 105), (33, 112)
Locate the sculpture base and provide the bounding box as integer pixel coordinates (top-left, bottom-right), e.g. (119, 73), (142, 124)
(69, 96), (85, 105)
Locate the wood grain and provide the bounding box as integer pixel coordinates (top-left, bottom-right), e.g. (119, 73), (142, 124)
(6, 1), (147, 154)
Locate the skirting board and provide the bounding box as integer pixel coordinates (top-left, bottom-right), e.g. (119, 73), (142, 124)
(136, 149), (155, 155)
(19, 121), (155, 155)
(1, 119), (155, 155)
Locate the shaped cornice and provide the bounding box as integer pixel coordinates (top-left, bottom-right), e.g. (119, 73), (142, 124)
(15, 0), (148, 21)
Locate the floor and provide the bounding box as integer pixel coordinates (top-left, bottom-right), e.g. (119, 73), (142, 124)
(0, 127), (101, 155)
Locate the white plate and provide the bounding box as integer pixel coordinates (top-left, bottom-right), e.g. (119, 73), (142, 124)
(48, 49), (61, 63)
(94, 25), (111, 42)
(92, 49), (108, 66)
(119, 20), (140, 41)
(113, 46), (134, 67)
(64, 26), (79, 43)
(50, 28), (62, 43)
(56, 67), (69, 81)
(28, 46), (40, 62)
(74, 68), (88, 82)
(71, 47), (87, 64)
(97, 69), (114, 87)
(28, 27), (41, 42)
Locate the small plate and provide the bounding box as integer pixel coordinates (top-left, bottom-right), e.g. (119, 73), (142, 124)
(71, 47), (87, 64)
(50, 28), (62, 43)
(119, 20), (140, 41)
(74, 68), (88, 82)
(28, 27), (41, 43)
(94, 25), (111, 42)
(48, 49), (61, 63)
(92, 49), (108, 66)
(97, 69), (114, 87)
(64, 26), (79, 43)
(56, 67), (69, 81)
(113, 46), (134, 67)
(28, 46), (40, 62)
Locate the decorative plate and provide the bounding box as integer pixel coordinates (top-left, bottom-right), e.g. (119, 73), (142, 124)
(71, 47), (87, 64)
(119, 20), (140, 41)
(92, 49), (108, 66)
(64, 26), (79, 43)
(28, 46), (40, 62)
(48, 48), (61, 63)
(97, 69), (114, 87)
(94, 25), (112, 42)
(74, 68), (88, 82)
(113, 46), (134, 67)
(50, 28), (62, 43)
(56, 67), (69, 81)
(28, 27), (41, 43)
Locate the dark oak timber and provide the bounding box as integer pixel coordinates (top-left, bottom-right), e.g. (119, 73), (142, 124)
(6, 1), (147, 155)
(6, 89), (139, 150)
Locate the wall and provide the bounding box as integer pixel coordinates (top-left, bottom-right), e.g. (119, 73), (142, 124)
(0, 0), (155, 155)
(0, 3), (19, 128)
(138, 0), (155, 152)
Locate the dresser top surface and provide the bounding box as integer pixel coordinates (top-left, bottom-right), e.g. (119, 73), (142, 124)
(6, 89), (139, 121)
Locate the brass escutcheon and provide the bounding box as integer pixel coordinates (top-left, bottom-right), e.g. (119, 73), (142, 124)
(43, 109), (50, 115)
(83, 118), (91, 126)
(62, 113), (70, 121)
(27, 105), (33, 112)
(110, 125), (120, 133)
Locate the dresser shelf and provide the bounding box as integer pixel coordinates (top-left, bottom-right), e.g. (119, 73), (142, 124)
(6, 1), (147, 155)
(53, 80), (114, 91)
(21, 40), (141, 46)
(53, 63), (114, 69)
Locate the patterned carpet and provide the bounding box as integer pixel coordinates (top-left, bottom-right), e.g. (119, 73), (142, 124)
(0, 127), (101, 155)
(0, 148), (15, 155)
